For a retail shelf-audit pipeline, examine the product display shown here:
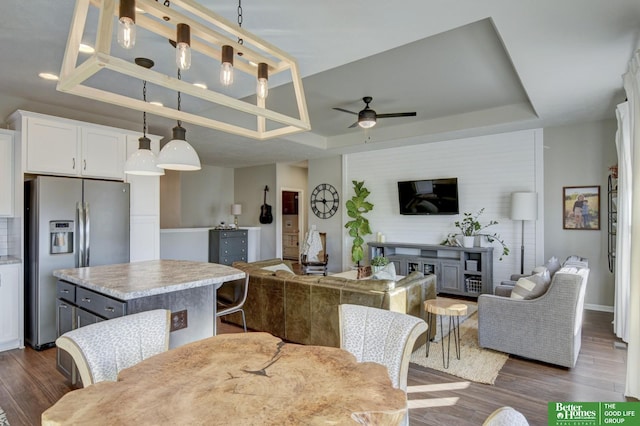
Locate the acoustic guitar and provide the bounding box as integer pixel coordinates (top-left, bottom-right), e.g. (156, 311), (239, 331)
(259, 185), (273, 224)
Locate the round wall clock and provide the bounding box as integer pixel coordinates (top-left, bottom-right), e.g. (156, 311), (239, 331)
(310, 183), (339, 219)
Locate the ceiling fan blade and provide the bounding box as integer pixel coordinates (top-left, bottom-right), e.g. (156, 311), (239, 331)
(333, 107), (358, 115)
(376, 112), (417, 118)
(348, 121), (359, 128)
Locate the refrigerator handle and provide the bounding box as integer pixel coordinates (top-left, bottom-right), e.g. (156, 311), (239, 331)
(77, 202), (85, 267)
(85, 202), (90, 266)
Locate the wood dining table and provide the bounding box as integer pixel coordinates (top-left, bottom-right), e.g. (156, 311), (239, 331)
(42, 332), (407, 425)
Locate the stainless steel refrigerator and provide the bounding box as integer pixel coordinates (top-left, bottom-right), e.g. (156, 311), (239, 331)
(24, 176), (130, 350)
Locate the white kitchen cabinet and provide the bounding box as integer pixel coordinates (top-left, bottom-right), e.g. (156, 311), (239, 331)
(9, 111), (126, 180)
(0, 132), (14, 216)
(81, 127), (126, 179)
(24, 115), (80, 176)
(0, 263), (22, 352)
(126, 134), (162, 261)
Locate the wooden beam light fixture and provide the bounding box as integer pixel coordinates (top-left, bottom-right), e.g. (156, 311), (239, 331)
(58, 0), (311, 140)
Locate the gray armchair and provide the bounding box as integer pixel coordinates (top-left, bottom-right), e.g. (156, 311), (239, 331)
(477, 268), (589, 368)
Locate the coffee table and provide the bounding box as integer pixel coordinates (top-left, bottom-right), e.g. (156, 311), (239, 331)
(424, 299), (468, 368)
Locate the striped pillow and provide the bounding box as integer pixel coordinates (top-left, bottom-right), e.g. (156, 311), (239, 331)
(510, 274), (547, 300)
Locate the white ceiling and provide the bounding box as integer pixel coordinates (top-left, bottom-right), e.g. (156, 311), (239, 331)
(1, 0), (639, 167)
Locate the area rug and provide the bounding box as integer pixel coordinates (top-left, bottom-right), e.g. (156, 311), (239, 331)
(0, 406), (9, 426)
(410, 311), (509, 385)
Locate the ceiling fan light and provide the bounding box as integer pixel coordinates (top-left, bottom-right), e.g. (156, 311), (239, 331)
(358, 109), (377, 128)
(157, 126), (202, 171)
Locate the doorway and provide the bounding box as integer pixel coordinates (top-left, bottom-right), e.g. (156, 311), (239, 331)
(282, 190), (300, 260)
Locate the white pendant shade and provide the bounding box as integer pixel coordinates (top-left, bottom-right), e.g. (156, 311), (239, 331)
(157, 139), (201, 171)
(125, 149), (165, 176)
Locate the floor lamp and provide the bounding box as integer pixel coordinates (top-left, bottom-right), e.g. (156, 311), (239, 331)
(511, 192), (538, 274)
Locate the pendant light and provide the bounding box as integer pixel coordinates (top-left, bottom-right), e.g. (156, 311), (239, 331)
(256, 62), (268, 99)
(157, 69), (201, 171)
(125, 58), (164, 176)
(220, 45), (234, 86)
(175, 23), (191, 70)
(118, 0), (136, 49)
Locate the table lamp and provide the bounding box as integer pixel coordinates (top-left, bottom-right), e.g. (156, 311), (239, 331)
(510, 192), (537, 274)
(231, 204), (242, 227)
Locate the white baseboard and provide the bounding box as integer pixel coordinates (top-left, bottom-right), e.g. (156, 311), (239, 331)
(585, 303), (614, 312)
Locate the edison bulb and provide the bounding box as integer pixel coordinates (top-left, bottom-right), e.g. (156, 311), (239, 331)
(176, 42), (191, 70)
(257, 77), (268, 99)
(117, 17), (136, 49)
(220, 62), (233, 86)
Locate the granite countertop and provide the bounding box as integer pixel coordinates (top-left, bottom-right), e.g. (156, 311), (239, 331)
(0, 256), (21, 265)
(53, 260), (246, 300)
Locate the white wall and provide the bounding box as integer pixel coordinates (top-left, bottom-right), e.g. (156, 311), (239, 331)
(544, 119), (618, 309)
(307, 156), (343, 273)
(159, 165), (235, 228)
(180, 165), (234, 227)
(234, 164), (277, 259)
(343, 129), (544, 288)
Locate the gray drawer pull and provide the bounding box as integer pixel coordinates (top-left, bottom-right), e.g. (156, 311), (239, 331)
(59, 303), (68, 309)
(60, 289), (69, 293)
(104, 307), (115, 313)
(81, 297), (91, 303)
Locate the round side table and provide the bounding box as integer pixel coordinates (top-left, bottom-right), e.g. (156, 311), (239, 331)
(424, 299), (468, 368)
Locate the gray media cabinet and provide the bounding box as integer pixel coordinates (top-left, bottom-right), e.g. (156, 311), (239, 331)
(368, 242), (493, 297)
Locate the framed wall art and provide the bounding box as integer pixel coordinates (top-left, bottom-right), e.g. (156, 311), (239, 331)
(563, 186), (600, 230)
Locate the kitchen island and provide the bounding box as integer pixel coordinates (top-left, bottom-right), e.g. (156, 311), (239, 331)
(54, 260), (245, 384)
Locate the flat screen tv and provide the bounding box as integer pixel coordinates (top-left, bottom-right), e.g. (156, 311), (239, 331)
(397, 178), (459, 215)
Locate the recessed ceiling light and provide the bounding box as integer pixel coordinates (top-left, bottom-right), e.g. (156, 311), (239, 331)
(38, 72), (59, 81)
(193, 82), (207, 89)
(149, 101), (163, 107)
(79, 43), (95, 54)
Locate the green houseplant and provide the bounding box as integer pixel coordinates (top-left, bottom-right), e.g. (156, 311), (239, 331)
(345, 180), (374, 266)
(444, 208), (510, 260)
(370, 255), (389, 273)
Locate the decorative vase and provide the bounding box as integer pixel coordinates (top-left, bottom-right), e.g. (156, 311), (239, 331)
(462, 236), (475, 248)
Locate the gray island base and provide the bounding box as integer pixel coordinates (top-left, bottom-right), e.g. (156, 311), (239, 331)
(53, 260), (245, 383)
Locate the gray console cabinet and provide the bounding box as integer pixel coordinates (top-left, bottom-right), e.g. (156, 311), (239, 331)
(209, 230), (248, 265)
(368, 242), (493, 297)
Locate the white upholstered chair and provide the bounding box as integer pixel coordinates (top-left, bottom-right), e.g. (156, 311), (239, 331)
(338, 304), (428, 392)
(483, 406), (529, 425)
(55, 309), (171, 387)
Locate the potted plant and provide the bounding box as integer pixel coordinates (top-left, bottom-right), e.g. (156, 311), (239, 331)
(345, 180), (374, 266)
(370, 255), (389, 273)
(445, 208), (510, 260)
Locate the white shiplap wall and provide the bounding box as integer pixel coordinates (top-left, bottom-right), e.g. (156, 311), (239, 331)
(343, 129), (544, 288)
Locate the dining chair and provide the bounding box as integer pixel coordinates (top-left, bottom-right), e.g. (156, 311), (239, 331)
(55, 309), (171, 387)
(338, 304), (428, 392)
(216, 276), (250, 332)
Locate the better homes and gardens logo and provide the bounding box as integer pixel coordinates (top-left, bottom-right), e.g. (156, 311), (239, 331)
(549, 402), (639, 425)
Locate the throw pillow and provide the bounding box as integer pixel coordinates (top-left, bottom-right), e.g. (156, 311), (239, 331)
(372, 263), (397, 281)
(510, 275), (547, 300)
(261, 263), (294, 274)
(544, 256), (562, 277)
(532, 266), (551, 285)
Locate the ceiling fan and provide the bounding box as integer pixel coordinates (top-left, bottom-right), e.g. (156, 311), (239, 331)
(333, 96), (417, 129)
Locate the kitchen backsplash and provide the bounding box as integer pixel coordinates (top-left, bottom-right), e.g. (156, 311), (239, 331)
(0, 218), (8, 256)
(0, 217), (18, 257)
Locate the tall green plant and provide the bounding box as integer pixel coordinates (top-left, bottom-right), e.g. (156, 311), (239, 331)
(344, 180), (374, 265)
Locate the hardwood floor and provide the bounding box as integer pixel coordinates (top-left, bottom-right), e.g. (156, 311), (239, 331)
(0, 311), (632, 425)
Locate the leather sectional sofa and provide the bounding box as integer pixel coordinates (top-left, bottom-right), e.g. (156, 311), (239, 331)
(224, 259), (436, 348)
